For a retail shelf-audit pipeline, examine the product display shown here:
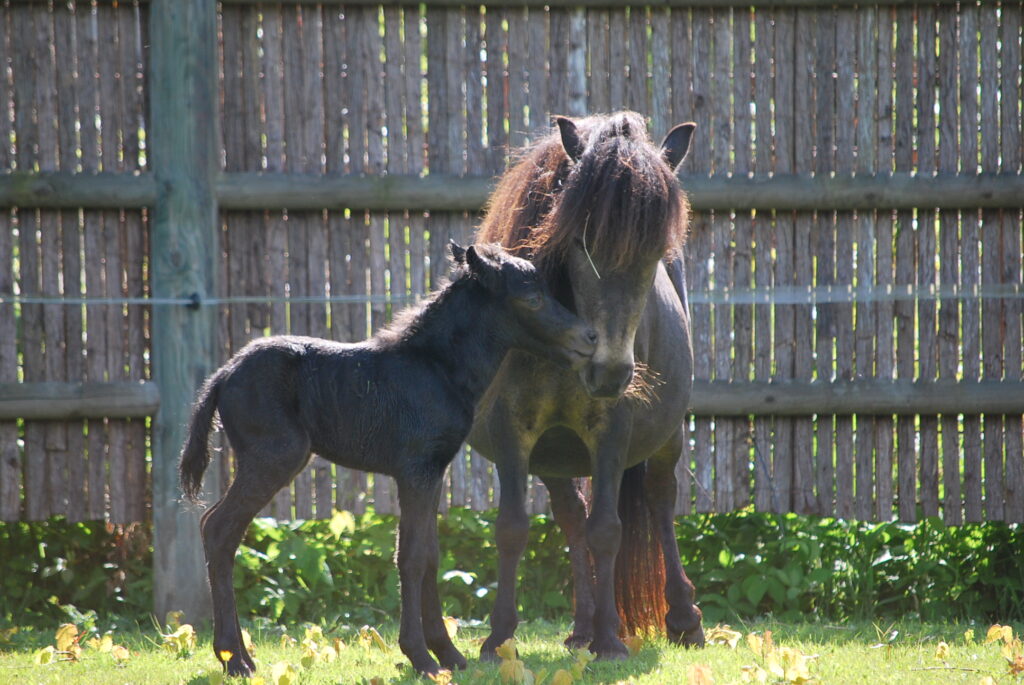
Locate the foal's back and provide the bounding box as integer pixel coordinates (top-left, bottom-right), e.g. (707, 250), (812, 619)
(214, 335), (468, 480)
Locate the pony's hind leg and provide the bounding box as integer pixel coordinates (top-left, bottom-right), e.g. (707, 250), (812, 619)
(202, 439), (309, 676)
(542, 476), (596, 649)
(419, 486), (467, 671)
(395, 478), (446, 676)
(643, 434), (704, 647)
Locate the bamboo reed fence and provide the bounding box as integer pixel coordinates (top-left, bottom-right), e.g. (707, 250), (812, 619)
(1, 0), (1022, 542)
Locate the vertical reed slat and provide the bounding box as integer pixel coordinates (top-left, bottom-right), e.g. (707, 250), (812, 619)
(689, 9), (713, 513)
(958, 4), (982, 523)
(711, 6), (733, 512)
(791, 7), (816, 516)
(854, 5), (877, 521)
(937, 6), (961, 525)
(587, 9), (610, 115)
(916, 5), (939, 519)
(730, 7), (752, 511)
(979, 5), (1003, 522)
(874, 7), (895, 521)
(813, 6), (836, 516)
(894, 6), (917, 522)
(833, 7), (855, 520)
(999, 6), (1023, 523)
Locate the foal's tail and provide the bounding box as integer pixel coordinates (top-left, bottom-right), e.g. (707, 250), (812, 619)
(615, 462), (669, 637)
(179, 368), (227, 503)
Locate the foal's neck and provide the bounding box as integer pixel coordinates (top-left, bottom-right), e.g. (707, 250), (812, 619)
(401, 281), (511, 402)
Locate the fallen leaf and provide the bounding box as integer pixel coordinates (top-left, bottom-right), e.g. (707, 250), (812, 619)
(428, 669), (453, 684)
(740, 664), (769, 683)
(34, 645), (56, 665)
(623, 635), (645, 656)
(443, 616), (459, 640)
(549, 668), (573, 685)
(705, 624), (742, 649)
(111, 644), (130, 663)
(1007, 654), (1024, 676)
(964, 629), (975, 643)
(55, 624), (79, 652)
(269, 661), (297, 685)
(495, 638), (518, 661)
(687, 663), (715, 685)
(935, 641), (950, 661)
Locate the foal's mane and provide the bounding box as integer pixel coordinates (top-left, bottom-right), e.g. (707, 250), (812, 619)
(478, 112), (689, 275)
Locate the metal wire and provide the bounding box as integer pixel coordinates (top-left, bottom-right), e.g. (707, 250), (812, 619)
(0, 284), (1019, 307)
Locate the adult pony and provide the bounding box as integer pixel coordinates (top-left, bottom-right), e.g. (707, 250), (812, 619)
(471, 112), (704, 659)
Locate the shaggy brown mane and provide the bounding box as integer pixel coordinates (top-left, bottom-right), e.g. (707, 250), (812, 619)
(478, 112), (689, 275)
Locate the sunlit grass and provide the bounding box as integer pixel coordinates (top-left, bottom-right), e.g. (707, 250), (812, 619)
(1, 619), (1021, 684)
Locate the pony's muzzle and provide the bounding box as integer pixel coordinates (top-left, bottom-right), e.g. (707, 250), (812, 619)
(582, 360), (635, 399)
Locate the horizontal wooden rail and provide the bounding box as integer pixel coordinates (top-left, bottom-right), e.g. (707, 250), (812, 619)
(0, 382), (160, 420)
(3, 380), (1022, 420)
(8, 0), (967, 7)
(689, 380), (1024, 416)
(3, 172), (1022, 212)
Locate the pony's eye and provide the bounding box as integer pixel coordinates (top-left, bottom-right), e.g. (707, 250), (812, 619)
(522, 293), (543, 310)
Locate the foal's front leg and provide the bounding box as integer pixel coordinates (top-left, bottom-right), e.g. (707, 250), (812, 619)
(419, 489), (468, 671)
(480, 419), (534, 661)
(395, 479), (444, 676)
(542, 476), (596, 649)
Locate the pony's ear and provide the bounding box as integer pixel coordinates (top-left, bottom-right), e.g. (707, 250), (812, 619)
(661, 122), (696, 171)
(448, 240), (468, 265)
(555, 116), (585, 163)
(466, 245), (502, 291)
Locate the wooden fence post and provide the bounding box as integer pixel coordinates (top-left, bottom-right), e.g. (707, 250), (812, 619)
(149, 0), (220, 624)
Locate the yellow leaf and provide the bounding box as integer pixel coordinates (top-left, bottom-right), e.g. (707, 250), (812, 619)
(623, 635), (645, 656)
(111, 645), (130, 663)
(304, 625), (325, 644)
(705, 624), (742, 649)
(358, 625), (388, 652)
(280, 634), (297, 648)
(935, 641), (950, 660)
(570, 649), (596, 679)
(332, 637), (346, 653)
(550, 668), (574, 685)
(320, 644), (337, 663)
(0, 627), (18, 643)
(34, 645), (56, 665)
(687, 663), (715, 685)
(270, 661), (297, 685)
(165, 610), (185, 630)
(964, 629), (975, 643)
(499, 658), (526, 684)
(746, 633), (764, 657)
(979, 677), (996, 685)
(1007, 654), (1024, 676)
(985, 624), (1013, 645)
(495, 638), (518, 662)
(740, 664), (769, 683)
(242, 628), (255, 656)
(55, 623), (79, 652)
(428, 669), (453, 685)
(88, 634), (114, 653)
(443, 616), (459, 640)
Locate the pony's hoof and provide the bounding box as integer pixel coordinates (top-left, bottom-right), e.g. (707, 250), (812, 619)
(437, 646), (468, 671)
(563, 632), (592, 649)
(479, 637), (511, 663)
(669, 624), (706, 649)
(589, 637), (630, 661)
(412, 657), (443, 677)
(225, 658), (255, 678)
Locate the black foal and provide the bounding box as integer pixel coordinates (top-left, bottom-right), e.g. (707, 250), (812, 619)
(179, 242), (596, 677)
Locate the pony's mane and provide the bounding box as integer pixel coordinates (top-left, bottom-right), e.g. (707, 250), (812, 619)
(478, 112), (689, 274)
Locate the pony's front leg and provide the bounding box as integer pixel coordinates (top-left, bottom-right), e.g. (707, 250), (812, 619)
(645, 434), (705, 647)
(542, 476), (596, 649)
(586, 417), (632, 660)
(395, 479), (443, 676)
(480, 420), (533, 662)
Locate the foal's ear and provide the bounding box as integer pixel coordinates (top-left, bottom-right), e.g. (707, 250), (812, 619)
(448, 240), (468, 265)
(661, 122), (696, 171)
(555, 116), (585, 163)
(466, 245), (503, 291)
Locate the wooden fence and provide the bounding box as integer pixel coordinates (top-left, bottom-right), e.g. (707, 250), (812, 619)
(1, 0), (1023, 540)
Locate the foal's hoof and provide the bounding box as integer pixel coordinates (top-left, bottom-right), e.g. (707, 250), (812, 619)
(668, 623), (706, 649)
(563, 631), (592, 650)
(437, 646), (468, 671)
(412, 656), (444, 677)
(667, 605), (706, 648)
(589, 637), (630, 661)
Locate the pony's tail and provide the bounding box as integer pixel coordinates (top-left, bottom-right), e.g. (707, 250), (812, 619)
(615, 462), (668, 637)
(179, 369), (226, 503)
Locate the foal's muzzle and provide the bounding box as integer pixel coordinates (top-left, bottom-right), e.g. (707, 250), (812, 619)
(582, 360), (635, 399)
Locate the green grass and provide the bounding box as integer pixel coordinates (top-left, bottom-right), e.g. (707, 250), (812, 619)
(1, 619), (1021, 684)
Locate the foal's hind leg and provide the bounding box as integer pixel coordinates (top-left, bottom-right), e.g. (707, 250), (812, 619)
(419, 487), (468, 671)
(542, 476), (596, 649)
(202, 442), (308, 676)
(644, 433), (704, 647)
(395, 478), (447, 676)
